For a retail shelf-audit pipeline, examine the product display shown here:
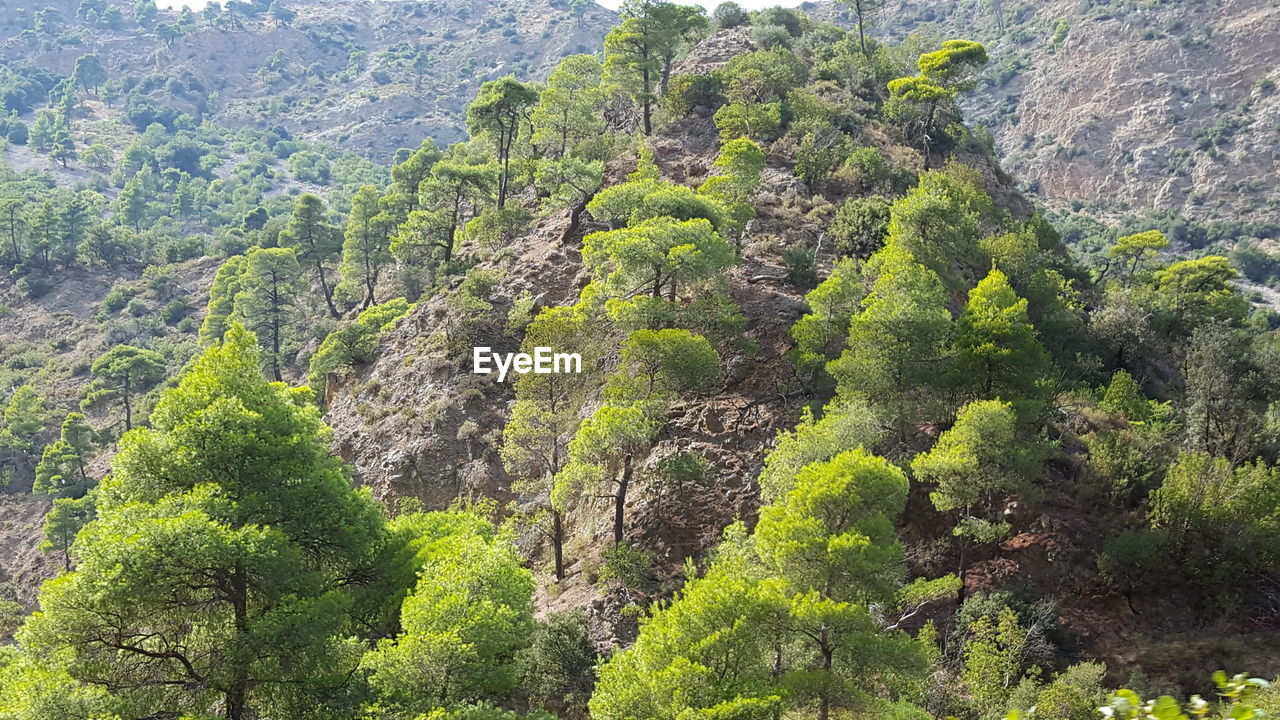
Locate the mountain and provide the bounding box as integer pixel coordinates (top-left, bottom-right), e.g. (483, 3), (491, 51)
(875, 0), (1280, 231)
(0, 1), (1279, 717)
(0, 0), (616, 159)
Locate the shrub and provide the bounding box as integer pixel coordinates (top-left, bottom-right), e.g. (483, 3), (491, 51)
(596, 542), (655, 591)
(15, 275), (51, 299)
(712, 2), (747, 28)
(1098, 529), (1168, 610)
(751, 23), (791, 49)
(830, 195), (891, 259)
(518, 611), (597, 716)
(660, 73), (726, 116)
(7, 121), (28, 145)
(782, 245), (817, 289)
(161, 298), (189, 325)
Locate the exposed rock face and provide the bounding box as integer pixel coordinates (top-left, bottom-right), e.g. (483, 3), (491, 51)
(0, 494), (58, 607)
(324, 214), (584, 510)
(969, 0), (1280, 224)
(672, 25), (754, 76)
(809, 0), (1280, 225)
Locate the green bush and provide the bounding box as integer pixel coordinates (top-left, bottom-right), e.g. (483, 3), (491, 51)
(596, 542), (655, 591)
(161, 298), (189, 325)
(751, 24), (791, 50)
(830, 195), (891, 259)
(712, 2), (748, 28)
(15, 275), (51, 300)
(518, 611), (597, 716)
(782, 245), (817, 289)
(6, 121), (28, 145)
(1098, 529), (1168, 610)
(660, 73), (726, 116)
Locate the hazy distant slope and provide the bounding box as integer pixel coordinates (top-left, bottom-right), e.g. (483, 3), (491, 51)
(0, 0), (616, 160)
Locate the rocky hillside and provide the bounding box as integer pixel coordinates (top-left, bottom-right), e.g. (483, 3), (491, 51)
(0, 0), (615, 160)
(322, 24), (1038, 621)
(813, 0), (1280, 229)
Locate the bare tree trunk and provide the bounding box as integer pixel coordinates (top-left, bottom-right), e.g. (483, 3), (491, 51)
(226, 563), (249, 720)
(315, 259), (339, 318)
(552, 509), (565, 580)
(614, 455), (633, 545)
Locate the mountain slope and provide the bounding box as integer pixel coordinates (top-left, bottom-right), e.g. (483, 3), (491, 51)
(0, 0), (616, 159)
(859, 0), (1280, 229)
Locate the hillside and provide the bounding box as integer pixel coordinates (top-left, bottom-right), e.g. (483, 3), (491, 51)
(867, 0), (1280, 232)
(0, 2), (1279, 720)
(0, 0), (615, 159)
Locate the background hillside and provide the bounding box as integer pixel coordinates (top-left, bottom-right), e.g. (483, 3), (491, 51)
(0, 0), (616, 158)
(867, 0), (1280, 231)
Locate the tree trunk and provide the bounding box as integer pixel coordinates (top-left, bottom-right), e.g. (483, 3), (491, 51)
(817, 633), (833, 720)
(226, 563), (249, 720)
(552, 509), (565, 580)
(614, 454), (633, 545)
(497, 123), (510, 209)
(7, 214), (19, 263)
(363, 254), (377, 309)
(315, 259), (339, 318)
(270, 320), (283, 382)
(641, 67), (652, 135)
(560, 189), (597, 244)
(122, 375), (133, 431)
(856, 1), (868, 58)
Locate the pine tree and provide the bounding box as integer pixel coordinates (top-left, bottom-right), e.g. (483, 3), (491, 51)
(1099, 369), (1150, 422)
(16, 327), (388, 719)
(200, 254), (248, 345)
(604, 1), (708, 134)
(389, 138), (443, 216)
(501, 305), (600, 580)
(827, 244), (952, 443)
(116, 170), (148, 230)
(911, 399), (1044, 600)
(88, 344), (166, 431)
(582, 217), (735, 301)
(235, 247), (303, 382)
(0, 385), (46, 477)
(838, 0), (885, 56)
(531, 54), (605, 158)
(338, 185), (392, 309)
(466, 76), (539, 208)
(40, 494), (95, 571)
(361, 516), (534, 715)
(72, 54), (107, 96)
(33, 412), (94, 497)
(420, 153), (498, 264)
(555, 328), (719, 545)
(756, 448), (923, 720)
(279, 193), (341, 318)
(950, 268), (1052, 415)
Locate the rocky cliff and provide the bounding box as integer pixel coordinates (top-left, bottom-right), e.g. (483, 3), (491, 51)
(811, 0), (1280, 227)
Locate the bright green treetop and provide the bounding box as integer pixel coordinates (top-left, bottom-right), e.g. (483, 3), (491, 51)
(16, 326), (388, 720)
(87, 344), (165, 431)
(950, 268), (1052, 413)
(33, 412), (94, 498)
